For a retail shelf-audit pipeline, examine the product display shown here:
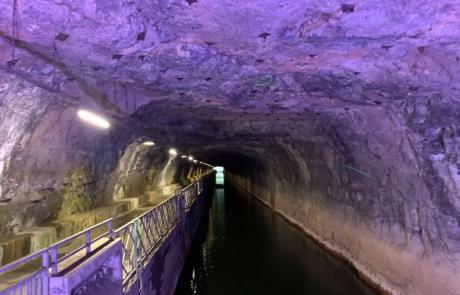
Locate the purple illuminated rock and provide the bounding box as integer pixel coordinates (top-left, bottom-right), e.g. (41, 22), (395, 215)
(0, 1), (460, 295)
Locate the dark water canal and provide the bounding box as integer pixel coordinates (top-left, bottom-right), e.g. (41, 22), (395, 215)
(175, 181), (378, 295)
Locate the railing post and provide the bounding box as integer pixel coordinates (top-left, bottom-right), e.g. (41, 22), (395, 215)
(178, 192), (186, 221)
(136, 219), (144, 271)
(42, 250), (49, 268)
(32, 274), (36, 295)
(51, 247), (58, 275)
(175, 186), (182, 197)
(132, 222), (143, 289)
(85, 231), (91, 254)
(194, 182), (197, 200)
(175, 195), (181, 221)
(42, 251), (49, 295)
(108, 220), (113, 240)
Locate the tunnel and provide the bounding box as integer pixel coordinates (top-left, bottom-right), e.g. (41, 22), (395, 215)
(0, 1), (460, 295)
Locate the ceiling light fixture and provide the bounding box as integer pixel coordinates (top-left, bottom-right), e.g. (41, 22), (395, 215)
(169, 149), (178, 155)
(77, 110), (110, 128)
(188, 156), (193, 161)
(181, 155), (187, 158)
(141, 137), (154, 146)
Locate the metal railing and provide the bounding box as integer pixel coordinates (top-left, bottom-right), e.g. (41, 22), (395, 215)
(183, 177), (205, 210)
(174, 186), (182, 197)
(0, 172), (214, 295)
(0, 248), (49, 295)
(183, 182), (196, 210)
(49, 220), (113, 275)
(0, 219), (113, 295)
(114, 196), (179, 285)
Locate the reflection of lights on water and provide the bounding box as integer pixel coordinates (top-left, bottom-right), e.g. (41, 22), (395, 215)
(191, 269), (198, 294)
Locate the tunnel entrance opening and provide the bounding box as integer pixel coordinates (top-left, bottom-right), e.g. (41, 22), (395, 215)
(214, 166), (224, 186)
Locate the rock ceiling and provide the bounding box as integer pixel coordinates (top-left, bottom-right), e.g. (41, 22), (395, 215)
(1, 0), (459, 121)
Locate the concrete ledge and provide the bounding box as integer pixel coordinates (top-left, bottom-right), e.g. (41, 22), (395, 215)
(121, 183), (180, 211)
(0, 234), (33, 265)
(0, 183), (181, 266)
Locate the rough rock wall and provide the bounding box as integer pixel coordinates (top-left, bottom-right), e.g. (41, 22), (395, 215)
(0, 74), (195, 236)
(0, 72), (63, 234)
(213, 101), (460, 295)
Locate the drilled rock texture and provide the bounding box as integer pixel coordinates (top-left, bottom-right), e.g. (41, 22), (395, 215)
(1, 0), (460, 120)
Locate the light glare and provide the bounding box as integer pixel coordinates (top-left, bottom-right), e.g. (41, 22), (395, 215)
(181, 155), (187, 158)
(169, 149), (177, 155)
(188, 156), (193, 161)
(143, 141), (154, 146)
(78, 110), (110, 129)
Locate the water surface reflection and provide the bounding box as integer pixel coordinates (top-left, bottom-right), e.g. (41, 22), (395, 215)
(174, 184), (378, 295)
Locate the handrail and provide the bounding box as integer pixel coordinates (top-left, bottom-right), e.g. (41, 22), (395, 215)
(49, 219), (113, 274)
(0, 218), (113, 295)
(0, 248), (49, 274)
(132, 192), (181, 222)
(0, 267), (49, 295)
(182, 182), (194, 190)
(113, 196), (180, 285)
(114, 172), (214, 286)
(50, 218), (113, 249)
(0, 172), (215, 295)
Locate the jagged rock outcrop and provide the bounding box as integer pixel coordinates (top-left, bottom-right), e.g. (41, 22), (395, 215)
(0, 73), (201, 235)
